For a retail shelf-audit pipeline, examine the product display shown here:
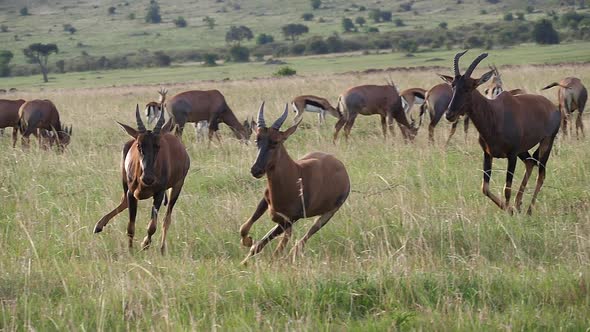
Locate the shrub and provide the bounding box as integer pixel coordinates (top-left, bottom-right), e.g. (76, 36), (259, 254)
(153, 51), (171, 66)
(439, 22), (448, 29)
(203, 16), (216, 29)
(367, 26), (379, 33)
(394, 19), (405, 27)
(359, 6), (366, 11)
(516, 12), (525, 20)
(533, 19), (559, 44)
(20, 7), (29, 16)
(504, 13), (514, 21)
(464, 35), (484, 48)
(274, 66), (296, 76)
(342, 17), (355, 32)
(380, 10), (392, 22)
(0, 50), (13, 77)
(290, 43), (306, 55)
(127, 13), (135, 20)
(355, 16), (366, 26)
(302, 13), (314, 21)
(228, 45), (250, 62)
(368, 9), (381, 22)
(310, 0), (321, 10)
(202, 53), (218, 66)
(145, 0), (161, 23)
(0, 25), (8, 33)
(108, 6), (116, 15)
(174, 16), (187, 27)
(63, 24), (76, 34)
(398, 39), (418, 53)
(399, 2), (413, 11)
(307, 38), (329, 54)
(526, 6), (534, 14)
(256, 33), (274, 45)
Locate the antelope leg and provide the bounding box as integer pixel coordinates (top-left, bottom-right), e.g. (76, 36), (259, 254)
(527, 137), (555, 215)
(127, 190), (138, 249)
(94, 193), (128, 233)
(481, 153), (504, 209)
(160, 181), (183, 255)
(503, 155), (518, 213)
(241, 222), (289, 265)
(141, 191), (165, 250)
(515, 152), (535, 213)
(289, 209), (337, 261)
(239, 198), (268, 247)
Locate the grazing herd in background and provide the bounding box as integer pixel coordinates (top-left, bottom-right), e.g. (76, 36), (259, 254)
(0, 52), (587, 261)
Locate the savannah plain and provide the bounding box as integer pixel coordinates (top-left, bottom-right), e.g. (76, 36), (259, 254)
(1, 0), (590, 330)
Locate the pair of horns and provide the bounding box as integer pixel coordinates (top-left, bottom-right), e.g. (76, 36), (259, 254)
(453, 50), (488, 78)
(135, 104), (164, 133)
(257, 102), (289, 130)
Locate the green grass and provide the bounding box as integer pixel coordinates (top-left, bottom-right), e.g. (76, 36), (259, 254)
(2, 41), (589, 90)
(0, 0), (582, 66)
(1, 65), (590, 329)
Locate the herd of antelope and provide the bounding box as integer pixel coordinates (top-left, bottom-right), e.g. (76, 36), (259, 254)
(0, 52), (587, 262)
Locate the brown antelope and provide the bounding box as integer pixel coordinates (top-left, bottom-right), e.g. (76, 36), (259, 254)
(399, 87), (426, 127)
(445, 51), (561, 215)
(240, 103), (350, 264)
(167, 89), (252, 143)
(18, 99), (72, 150)
(423, 82), (470, 144)
(542, 77), (587, 138)
(333, 84), (417, 143)
(93, 106), (190, 254)
(291, 95), (341, 125)
(0, 98), (25, 147)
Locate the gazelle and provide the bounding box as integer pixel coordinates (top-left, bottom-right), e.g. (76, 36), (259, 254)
(240, 103), (350, 264)
(18, 99), (72, 150)
(167, 89), (252, 142)
(0, 98), (25, 147)
(94, 106), (190, 254)
(145, 88), (167, 125)
(333, 83), (417, 143)
(445, 51), (560, 215)
(291, 95), (341, 125)
(399, 87), (426, 128)
(542, 77), (587, 138)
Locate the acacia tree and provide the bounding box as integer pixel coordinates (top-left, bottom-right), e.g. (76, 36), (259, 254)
(225, 25), (253, 45)
(281, 23), (309, 42)
(0, 50), (13, 77)
(23, 43), (58, 82)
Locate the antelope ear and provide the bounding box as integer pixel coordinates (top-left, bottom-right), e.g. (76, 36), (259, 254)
(117, 122), (139, 138)
(281, 117), (303, 139)
(477, 70), (495, 86)
(438, 74), (454, 84)
(483, 88), (489, 96)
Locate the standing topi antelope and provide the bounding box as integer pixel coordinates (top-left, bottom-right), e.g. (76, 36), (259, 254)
(542, 77), (587, 138)
(445, 51), (560, 214)
(18, 99), (72, 150)
(240, 103), (350, 264)
(291, 95), (341, 125)
(0, 98), (25, 147)
(93, 106), (190, 254)
(333, 83), (417, 143)
(167, 89), (252, 143)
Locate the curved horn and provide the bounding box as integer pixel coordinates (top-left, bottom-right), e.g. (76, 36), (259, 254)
(153, 108), (165, 134)
(453, 50), (468, 76)
(271, 103), (289, 130)
(135, 104), (146, 132)
(464, 53), (489, 78)
(257, 102), (266, 128)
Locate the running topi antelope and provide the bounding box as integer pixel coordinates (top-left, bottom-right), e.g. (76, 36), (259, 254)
(145, 88), (167, 125)
(18, 99), (72, 150)
(291, 95), (341, 125)
(167, 89), (253, 143)
(333, 83), (418, 143)
(94, 106), (190, 254)
(542, 77), (587, 138)
(445, 51), (560, 215)
(0, 98), (26, 147)
(240, 103), (350, 264)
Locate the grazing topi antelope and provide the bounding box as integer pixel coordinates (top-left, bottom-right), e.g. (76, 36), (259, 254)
(18, 99), (72, 150)
(167, 89), (252, 143)
(291, 95), (341, 125)
(333, 83), (417, 143)
(542, 77), (587, 138)
(0, 98), (25, 147)
(240, 103), (350, 264)
(445, 51), (560, 215)
(93, 106), (190, 254)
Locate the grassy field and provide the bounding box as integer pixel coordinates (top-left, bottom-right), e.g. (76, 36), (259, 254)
(1, 41), (590, 90)
(0, 0), (581, 66)
(0, 61), (589, 330)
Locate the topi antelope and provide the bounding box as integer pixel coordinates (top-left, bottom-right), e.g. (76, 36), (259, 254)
(399, 87), (426, 128)
(445, 51), (560, 215)
(18, 99), (72, 150)
(542, 77), (587, 138)
(167, 89), (252, 143)
(291, 95), (341, 125)
(333, 83), (417, 143)
(0, 98), (25, 147)
(145, 88), (167, 125)
(240, 103), (350, 264)
(94, 106), (190, 254)
(423, 81), (470, 144)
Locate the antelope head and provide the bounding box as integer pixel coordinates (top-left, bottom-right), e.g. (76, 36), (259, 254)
(250, 102), (302, 178)
(242, 116), (256, 141)
(158, 88), (168, 104)
(119, 105), (166, 186)
(445, 51), (495, 123)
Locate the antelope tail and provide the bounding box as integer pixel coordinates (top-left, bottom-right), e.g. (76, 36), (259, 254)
(337, 96), (349, 121)
(541, 82), (567, 91)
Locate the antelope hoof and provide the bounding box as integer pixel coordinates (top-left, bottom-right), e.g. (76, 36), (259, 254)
(505, 206), (516, 216)
(141, 237), (151, 250)
(241, 236), (253, 247)
(526, 207), (533, 216)
(160, 245), (166, 255)
(93, 225), (103, 233)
